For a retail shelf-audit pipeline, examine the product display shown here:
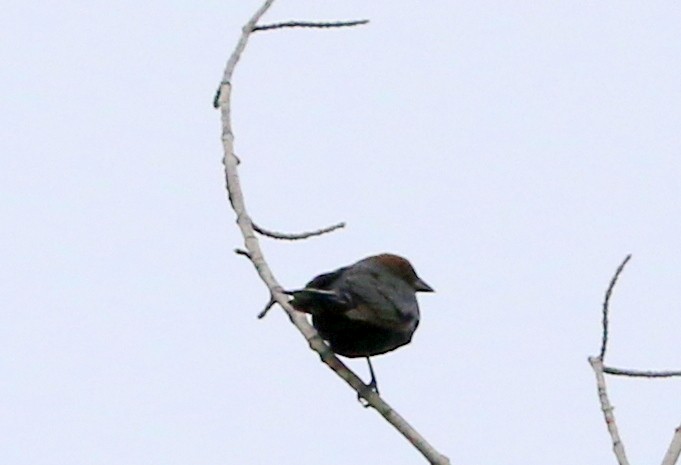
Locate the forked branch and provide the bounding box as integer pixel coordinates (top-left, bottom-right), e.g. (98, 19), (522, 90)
(591, 255), (681, 465)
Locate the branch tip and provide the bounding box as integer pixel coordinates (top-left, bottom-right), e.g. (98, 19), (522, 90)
(599, 254), (632, 360)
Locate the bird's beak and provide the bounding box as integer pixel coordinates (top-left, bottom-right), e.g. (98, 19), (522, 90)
(414, 277), (434, 293)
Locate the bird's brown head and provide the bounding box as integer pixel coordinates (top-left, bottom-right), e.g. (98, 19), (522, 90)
(370, 254), (434, 292)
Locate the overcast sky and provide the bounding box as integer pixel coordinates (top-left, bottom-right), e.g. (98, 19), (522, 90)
(3, 1), (681, 464)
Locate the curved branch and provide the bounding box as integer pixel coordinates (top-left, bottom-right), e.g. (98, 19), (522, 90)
(252, 220), (346, 241)
(216, 2), (449, 464)
(599, 254), (632, 359)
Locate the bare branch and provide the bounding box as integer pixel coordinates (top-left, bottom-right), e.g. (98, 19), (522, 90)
(254, 19), (369, 32)
(599, 254), (632, 359)
(234, 248), (251, 258)
(592, 255), (681, 465)
(257, 295), (277, 319)
(589, 357), (631, 465)
(252, 220), (346, 240)
(216, 2), (449, 463)
(662, 426), (681, 465)
(603, 367), (681, 378)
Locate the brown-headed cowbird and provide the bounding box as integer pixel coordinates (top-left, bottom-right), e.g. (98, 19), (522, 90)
(288, 253), (433, 395)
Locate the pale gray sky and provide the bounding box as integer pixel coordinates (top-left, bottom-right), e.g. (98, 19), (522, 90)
(2, 1), (681, 464)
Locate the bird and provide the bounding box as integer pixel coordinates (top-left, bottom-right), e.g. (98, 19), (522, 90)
(287, 253), (434, 397)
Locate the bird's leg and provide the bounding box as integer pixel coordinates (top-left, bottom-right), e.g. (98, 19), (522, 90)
(366, 357), (379, 395)
(357, 357), (380, 406)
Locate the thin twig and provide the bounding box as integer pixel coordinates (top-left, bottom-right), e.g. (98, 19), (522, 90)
(252, 221), (345, 240)
(216, 3), (449, 464)
(662, 426), (681, 465)
(254, 19), (369, 32)
(603, 367), (681, 378)
(589, 357), (630, 465)
(257, 295), (277, 319)
(234, 248), (251, 258)
(600, 254), (632, 359)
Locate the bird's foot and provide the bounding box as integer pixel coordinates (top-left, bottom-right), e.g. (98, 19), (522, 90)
(357, 357), (380, 407)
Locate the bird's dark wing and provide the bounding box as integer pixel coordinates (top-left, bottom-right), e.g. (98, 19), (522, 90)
(305, 267), (348, 290)
(339, 266), (420, 330)
(288, 267), (353, 314)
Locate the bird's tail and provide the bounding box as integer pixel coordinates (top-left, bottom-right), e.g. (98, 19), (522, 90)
(285, 288), (350, 314)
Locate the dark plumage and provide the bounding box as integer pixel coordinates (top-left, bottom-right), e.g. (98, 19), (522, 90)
(288, 254), (433, 395)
